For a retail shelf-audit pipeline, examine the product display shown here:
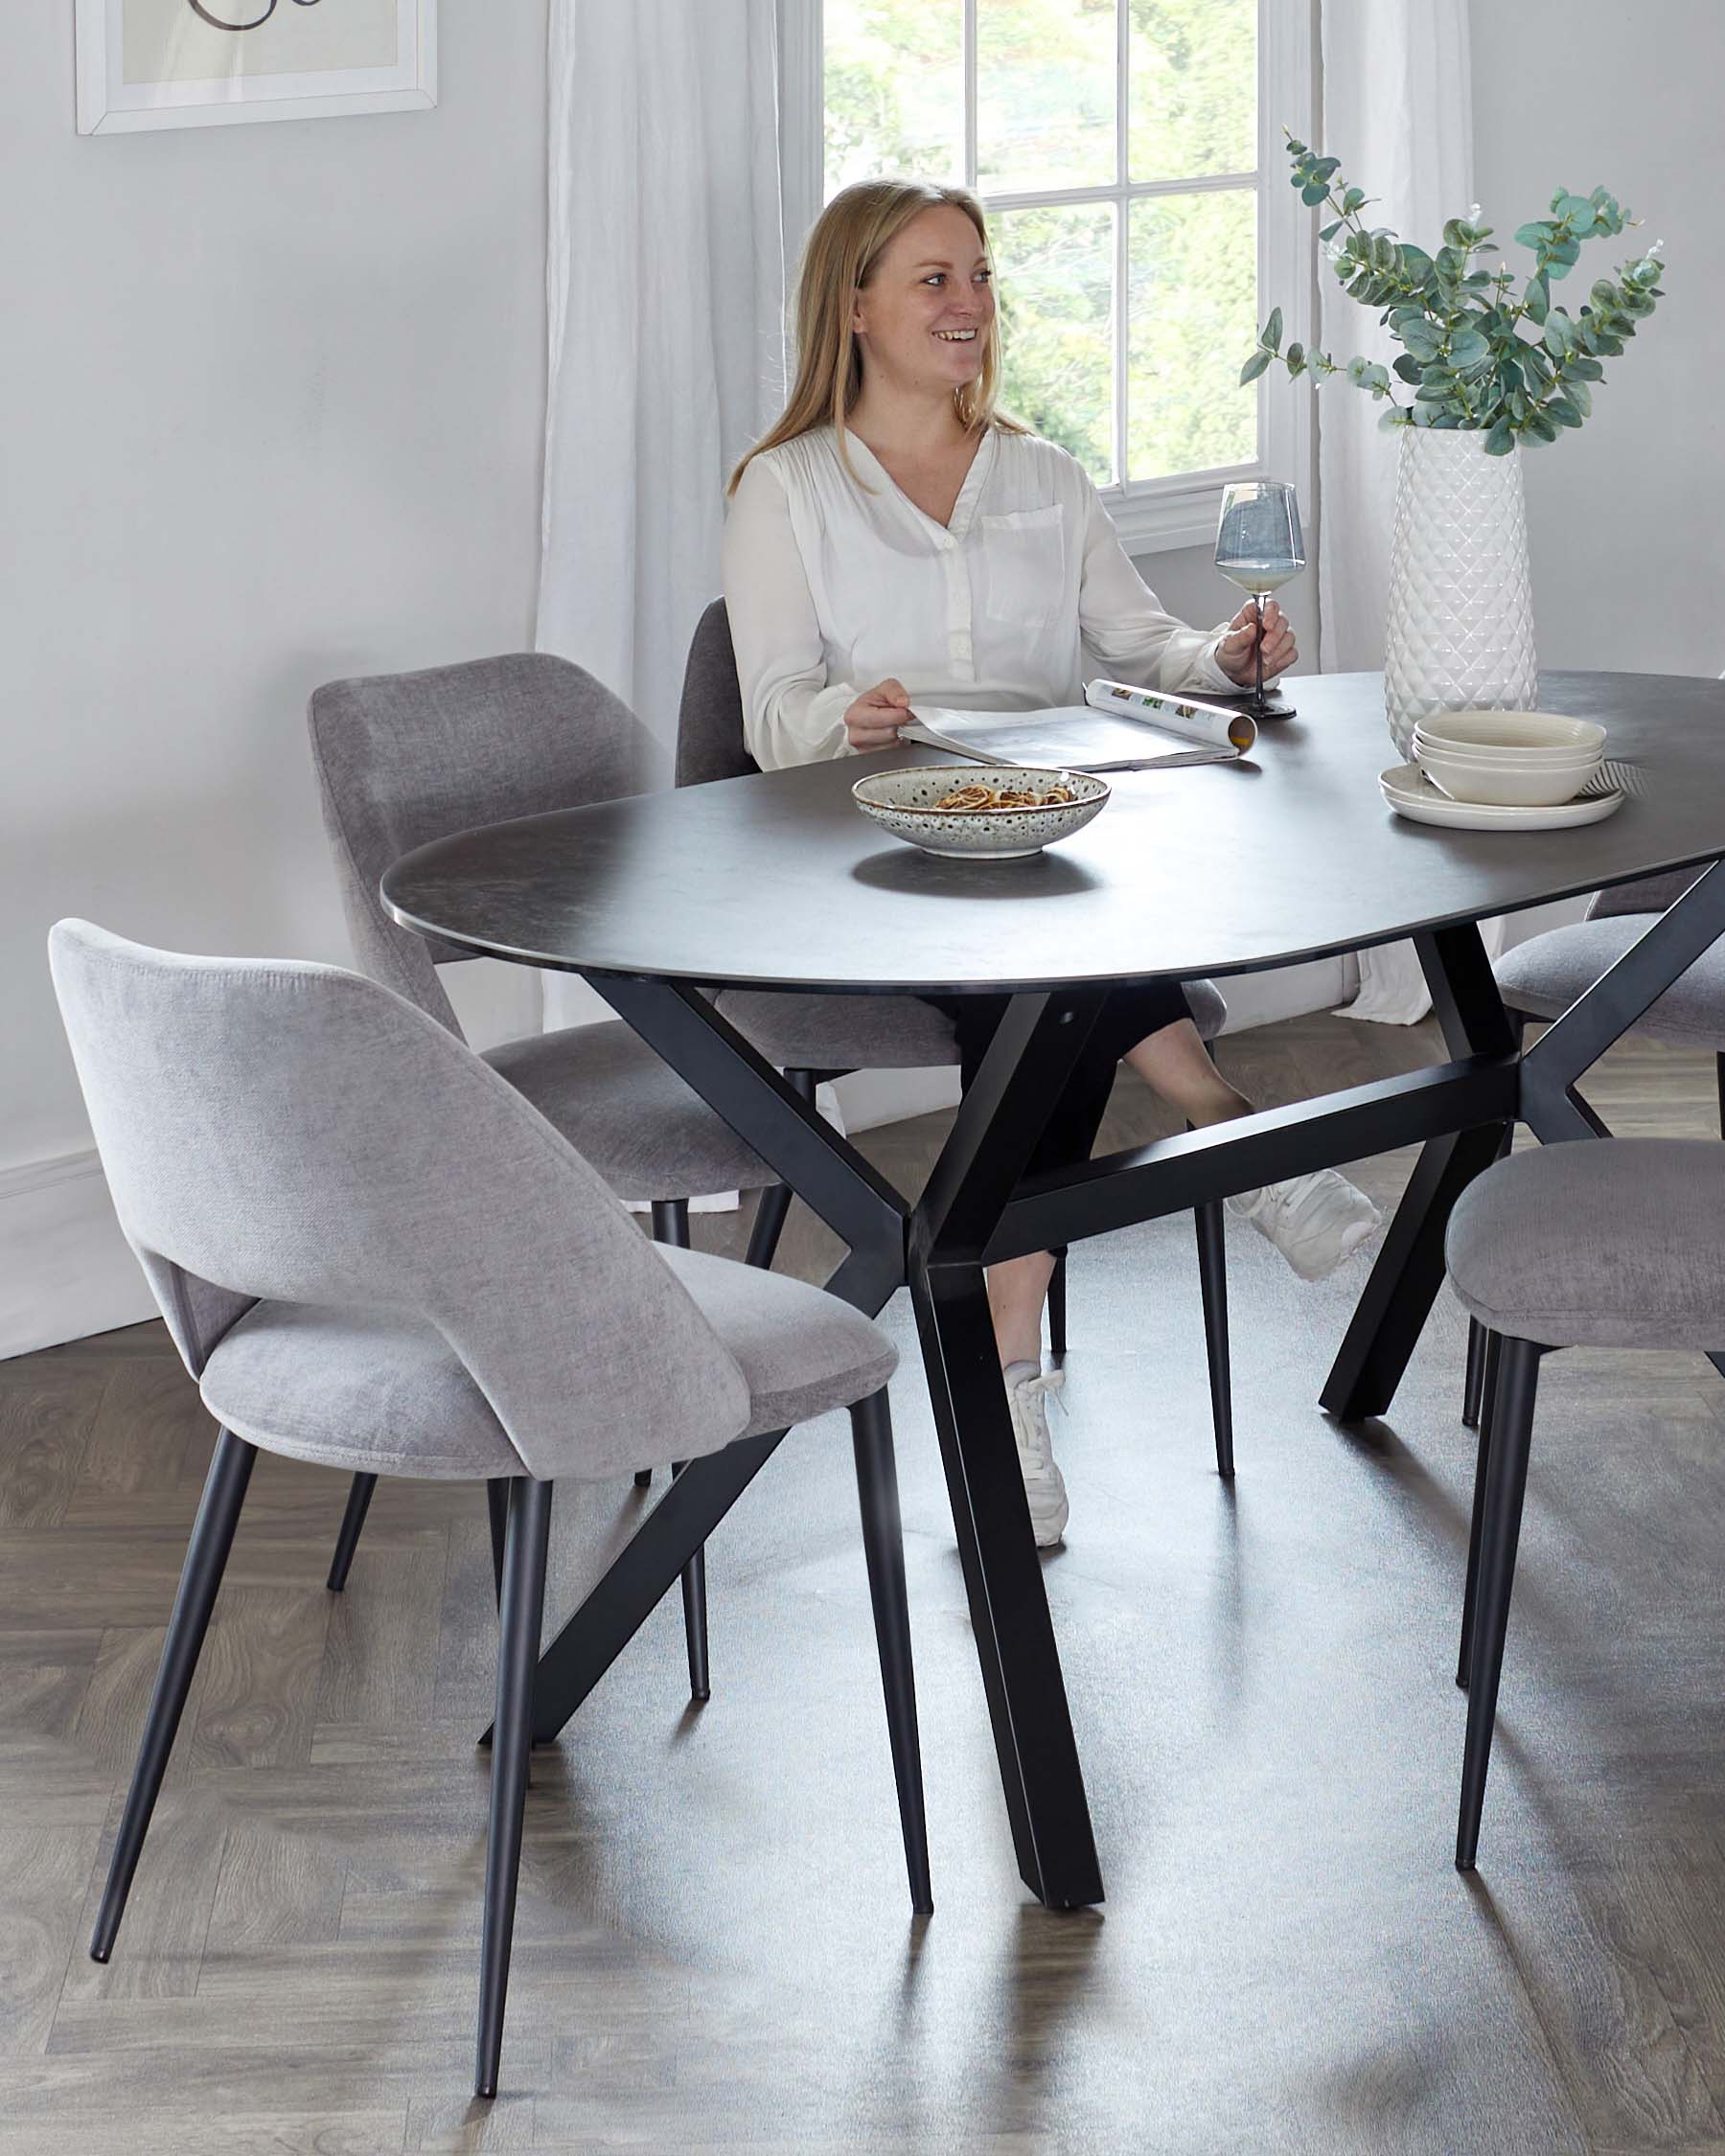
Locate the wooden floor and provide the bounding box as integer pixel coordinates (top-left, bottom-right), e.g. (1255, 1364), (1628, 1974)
(6, 1013), (1725, 2152)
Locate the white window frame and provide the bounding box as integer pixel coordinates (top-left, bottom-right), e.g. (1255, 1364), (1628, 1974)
(778, 0), (1315, 555)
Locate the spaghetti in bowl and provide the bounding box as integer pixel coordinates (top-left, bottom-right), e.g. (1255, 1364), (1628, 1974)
(851, 766), (1110, 860)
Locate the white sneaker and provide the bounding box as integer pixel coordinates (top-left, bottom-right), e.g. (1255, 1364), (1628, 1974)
(1004, 1364), (1069, 1548)
(1228, 1169), (1382, 1282)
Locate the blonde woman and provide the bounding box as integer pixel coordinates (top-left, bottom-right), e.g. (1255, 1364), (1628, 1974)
(723, 179), (1378, 1546)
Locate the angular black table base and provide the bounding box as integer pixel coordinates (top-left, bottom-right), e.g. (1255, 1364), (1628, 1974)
(489, 864), (1725, 1912)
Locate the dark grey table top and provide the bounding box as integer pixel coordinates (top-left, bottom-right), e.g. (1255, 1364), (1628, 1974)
(382, 671), (1725, 997)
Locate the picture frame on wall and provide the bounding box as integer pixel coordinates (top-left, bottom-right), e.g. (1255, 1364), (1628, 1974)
(75, 0), (437, 135)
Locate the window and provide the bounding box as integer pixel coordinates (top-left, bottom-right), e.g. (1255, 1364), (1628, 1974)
(780, 0), (1314, 552)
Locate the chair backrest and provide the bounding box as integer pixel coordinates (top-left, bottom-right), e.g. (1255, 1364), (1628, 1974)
(308, 654), (649, 1033)
(676, 600), (759, 789)
(1587, 867), (1703, 922)
(48, 921), (751, 1479)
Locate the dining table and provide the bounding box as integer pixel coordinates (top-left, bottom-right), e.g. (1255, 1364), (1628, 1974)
(383, 668), (1725, 1912)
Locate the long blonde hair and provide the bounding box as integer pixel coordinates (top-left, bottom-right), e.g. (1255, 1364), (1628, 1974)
(729, 178), (1024, 493)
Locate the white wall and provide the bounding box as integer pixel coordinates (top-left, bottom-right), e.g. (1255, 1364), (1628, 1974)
(1, 3), (549, 1353)
(1470, 0), (1722, 674)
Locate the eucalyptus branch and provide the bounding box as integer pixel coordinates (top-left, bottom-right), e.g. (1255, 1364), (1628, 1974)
(1242, 134), (1667, 453)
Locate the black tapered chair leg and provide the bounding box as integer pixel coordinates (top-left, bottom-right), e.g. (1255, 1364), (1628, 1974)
(1461, 1319), (1489, 1431)
(634, 1469), (653, 1488)
(475, 1475), (554, 2100)
(91, 1429), (257, 1962)
(1456, 1336), (1542, 1872)
(849, 1388), (932, 1916)
(651, 1199), (711, 1698)
(486, 1478), (509, 1608)
(326, 1472), (377, 1592)
(1715, 1050), (1725, 1138)
(671, 1459), (710, 1700)
(1047, 1249), (1069, 1361)
(1457, 1328), (1502, 1688)
(1194, 1202), (1233, 1479)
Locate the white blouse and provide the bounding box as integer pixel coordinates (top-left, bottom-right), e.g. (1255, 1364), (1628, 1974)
(721, 423), (1237, 770)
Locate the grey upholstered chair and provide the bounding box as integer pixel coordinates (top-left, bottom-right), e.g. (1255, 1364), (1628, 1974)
(1445, 1135), (1725, 1871)
(309, 652), (778, 1682)
(679, 599), (1240, 1472)
(48, 919), (929, 2101)
(1455, 866), (1722, 1429)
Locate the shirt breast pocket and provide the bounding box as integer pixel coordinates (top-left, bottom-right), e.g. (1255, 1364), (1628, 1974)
(978, 504), (1067, 631)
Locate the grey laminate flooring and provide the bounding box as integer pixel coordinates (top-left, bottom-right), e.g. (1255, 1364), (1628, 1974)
(5, 1014), (1725, 2153)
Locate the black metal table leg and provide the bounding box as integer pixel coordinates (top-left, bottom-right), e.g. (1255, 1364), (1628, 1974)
(1321, 927), (1518, 1423)
(912, 988), (1109, 1909)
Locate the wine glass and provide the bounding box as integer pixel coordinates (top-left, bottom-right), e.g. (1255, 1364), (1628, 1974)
(1214, 480), (1305, 719)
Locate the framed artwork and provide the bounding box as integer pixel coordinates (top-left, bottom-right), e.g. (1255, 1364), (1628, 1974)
(75, 0), (437, 135)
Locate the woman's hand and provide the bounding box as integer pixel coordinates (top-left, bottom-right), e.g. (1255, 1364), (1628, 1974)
(844, 677), (913, 752)
(1217, 599), (1298, 686)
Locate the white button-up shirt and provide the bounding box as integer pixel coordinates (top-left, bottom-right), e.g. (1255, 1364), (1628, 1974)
(721, 424), (1236, 770)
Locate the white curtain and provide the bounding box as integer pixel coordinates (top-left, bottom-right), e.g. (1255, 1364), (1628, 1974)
(537, 0), (788, 777)
(1319, 0), (1478, 1023)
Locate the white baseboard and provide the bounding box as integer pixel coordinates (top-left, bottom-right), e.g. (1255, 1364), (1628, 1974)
(0, 1148), (154, 1361)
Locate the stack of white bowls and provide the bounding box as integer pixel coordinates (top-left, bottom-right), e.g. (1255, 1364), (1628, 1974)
(1412, 711), (1606, 808)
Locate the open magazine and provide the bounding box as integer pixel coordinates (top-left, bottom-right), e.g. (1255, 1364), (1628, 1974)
(900, 677), (1257, 772)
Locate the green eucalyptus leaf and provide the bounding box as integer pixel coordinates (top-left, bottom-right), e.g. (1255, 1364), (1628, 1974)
(1514, 221), (1551, 249)
(1522, 411), (1558, 445)
(1484, 416), (1516, 455)
(1240, 350), (1273, 384)
(1442, 218), (1471, 247)
(1397, 243), (1434, 278)
(1566, 377), (1592, 415)
(1343, 186), (1367, 213)
(1319, 219), (1343, 241)
(1301, 181), (1330, 205)
(1311, 156), (1342, 180)
(1371, 234), (1397, 270)
(1567, 354), (1605, 379)
(1542, 313), (1574, 355)
(1448, 327), (1490, 365)
(1522, 275), (1549, 323)
(1392, 353), (1424, 382)
(1548, 394), (1583, 426)
(1547, 238), (1580, 275)
(1377, 406), (1409, 432)
(1346, 356), (1370, 385)
(1265, 307), (1283, 351)
(1285, 340), (1303, 369)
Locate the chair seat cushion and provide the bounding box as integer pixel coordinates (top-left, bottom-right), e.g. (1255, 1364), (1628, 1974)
(1495, 917), (1725, 1048)
(202, 1301), (522, 1479)
(199, 1250), (898, 1477)
(1446, 1139), (1725, 1347)
(716, 990), (960, 1071)
(716, 975), (1226, 1070)
(485, 1021), (772, 1197)
(659, 1246), (897, 1435)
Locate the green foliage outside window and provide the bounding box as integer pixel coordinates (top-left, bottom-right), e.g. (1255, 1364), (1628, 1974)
(824, 0), (1261, 488)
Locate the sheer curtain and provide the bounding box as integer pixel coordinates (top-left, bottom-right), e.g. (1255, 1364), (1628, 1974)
(1319, 0), (1479, 1022)
(535, 0), (787, 1048)
(536, 0), (787, 777)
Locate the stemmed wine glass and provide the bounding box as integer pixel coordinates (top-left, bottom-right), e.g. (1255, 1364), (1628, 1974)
(1214, 480), (1305, 720)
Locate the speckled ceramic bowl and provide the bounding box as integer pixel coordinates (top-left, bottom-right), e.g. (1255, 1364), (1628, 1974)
(851, 766), (1110, 860)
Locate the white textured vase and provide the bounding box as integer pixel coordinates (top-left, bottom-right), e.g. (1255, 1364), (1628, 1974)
(1382, 427), (1538, 759)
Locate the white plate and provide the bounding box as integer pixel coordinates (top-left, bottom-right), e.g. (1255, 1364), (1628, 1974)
(1380, 763), (1624, 832)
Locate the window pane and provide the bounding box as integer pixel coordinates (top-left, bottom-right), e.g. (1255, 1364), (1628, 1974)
(1129, 0), (1255, 184)
(824, 0), (963, 197)
(993, 202), (1116, 486)
(1127, 189), (1255, 480)
(977, 0), (1117, 195)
